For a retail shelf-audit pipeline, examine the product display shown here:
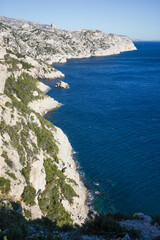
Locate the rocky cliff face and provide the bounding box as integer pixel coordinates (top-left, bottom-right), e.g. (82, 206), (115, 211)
(0, 16), (57, 30)
(0, 44), (88, 226)
(0, 18), (137, 228)
(0, 17), (136, 64)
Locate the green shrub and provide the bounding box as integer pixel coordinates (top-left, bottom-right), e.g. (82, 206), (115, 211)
(19, 61), (34, 70)
(0, 177), (11, 194)
(20, 123), (36, 160)
(81, 213), (124, 235)
(2, 120), (37, 167)
(67, 178), (78, 186)
(38, 158), (78, 227)
(35, 112), (56, 130)
(43, 158), (78, 203)
(6, 49), (14, 54)
(21, 185), (36, 206)
(5, 171), (17, 180)
(12, 96), (30, 113)
(39, 186), (73, 227)
(0, 206), (28, 240)
(22, 165), (31, 184)
(4, 73), (43, 106)
(0, 120), (7, 132)
(61, 183), (78, 204)
(43, 158), (63, 184)
(81, 213), (142, 239)
(15, 52), (25, 58)
(34, 127), (58, 159)
(5, 101), (12, 108)
(2, 151), (13, 168)
(4, 54), (20, 71)
(24, 209), (31, 218)
(4, 124), (27, 165)
(6, 49), (25, 58)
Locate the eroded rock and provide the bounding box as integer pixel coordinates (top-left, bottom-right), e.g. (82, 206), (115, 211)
(55, 81), (70, 89)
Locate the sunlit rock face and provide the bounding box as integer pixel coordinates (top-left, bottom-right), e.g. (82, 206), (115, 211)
(0, 17), (136, 64)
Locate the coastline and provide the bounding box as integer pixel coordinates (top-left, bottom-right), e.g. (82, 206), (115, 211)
(1, 19), (160, 237)
(31, 46), (138, 222)
(0, 42), (89, 224)
(0, 40), (137, 225)
(50, 46), (137, 64)
(53, 126), (89, 224)
(32, 79), (89, 224)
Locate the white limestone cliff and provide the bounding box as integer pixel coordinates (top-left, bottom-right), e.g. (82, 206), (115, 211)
(0, 18), (136, 65)
(0, 48), (88, 225)
(0, 17), (137, 227)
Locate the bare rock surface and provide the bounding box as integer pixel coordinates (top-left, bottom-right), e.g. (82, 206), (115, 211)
(120, 213), (160, 240)
(55, 80), (70, 89)
(0, 16), (140, 229)
(0, 17), (136, 64)
(0, 47), (88, 225)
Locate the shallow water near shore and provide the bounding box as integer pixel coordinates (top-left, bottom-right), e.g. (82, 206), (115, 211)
(42, 42), (160, 216)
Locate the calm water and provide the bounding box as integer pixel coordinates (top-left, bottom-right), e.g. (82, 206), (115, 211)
(42, 42), (160, 216)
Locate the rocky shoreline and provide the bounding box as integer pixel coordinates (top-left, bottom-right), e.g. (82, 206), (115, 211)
(0, 19), (160, 239)
(2, 16), (155, 232)
(32, 80), (89, 224)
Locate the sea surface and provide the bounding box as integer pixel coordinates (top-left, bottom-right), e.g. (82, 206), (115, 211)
(42, 42), (160, 216)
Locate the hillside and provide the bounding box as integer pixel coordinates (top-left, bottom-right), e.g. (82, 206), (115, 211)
(1, 18), (159, 240)
(0, 17), (136, 64)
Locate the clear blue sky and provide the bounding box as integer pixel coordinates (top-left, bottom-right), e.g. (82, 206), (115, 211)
(1, 0), (160, 40)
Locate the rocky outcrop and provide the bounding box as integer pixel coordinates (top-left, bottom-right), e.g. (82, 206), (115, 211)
(0, 17), (138, 228)
(0, 16), (57, 30)
(53, 126), (88, 224)
(55, 80), (70, 89)
(28, 96), (60, 116)
(120, 213), (160, 240)
(0, 48), (88, 226)
(0, 17), (136, 64)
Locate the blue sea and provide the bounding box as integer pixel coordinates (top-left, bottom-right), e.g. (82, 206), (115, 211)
(42, 42), (160, 216)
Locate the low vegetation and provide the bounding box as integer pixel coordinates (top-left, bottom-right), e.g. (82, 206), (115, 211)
(22, 165), (31, 184)
(5, 73), (43, 106)
(21, 185), (36, 206)
(38, 158), (78, 227)
(19, 60), (34, 70)
(0, 50), (79, 230)
(1, 151), (13, 168)
(0, 206), (28, 240)
(0, 204), (66, 240)
(81, 213), (141, 239)
(5, 171), (17, 180)
(4, 54), (20, 71)
(0, 177), (11, 195)
(24, 208), (31, 219)
(0, 202), (144, 240)
(33, 127), (58, 160)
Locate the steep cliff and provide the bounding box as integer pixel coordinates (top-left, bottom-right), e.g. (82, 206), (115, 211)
(0, 17), (136, 64)
(0, 45), (88, 226)
(0, 18), (137, 228)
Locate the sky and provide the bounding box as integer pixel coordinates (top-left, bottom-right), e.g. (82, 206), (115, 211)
(1, 0), (160, 41)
